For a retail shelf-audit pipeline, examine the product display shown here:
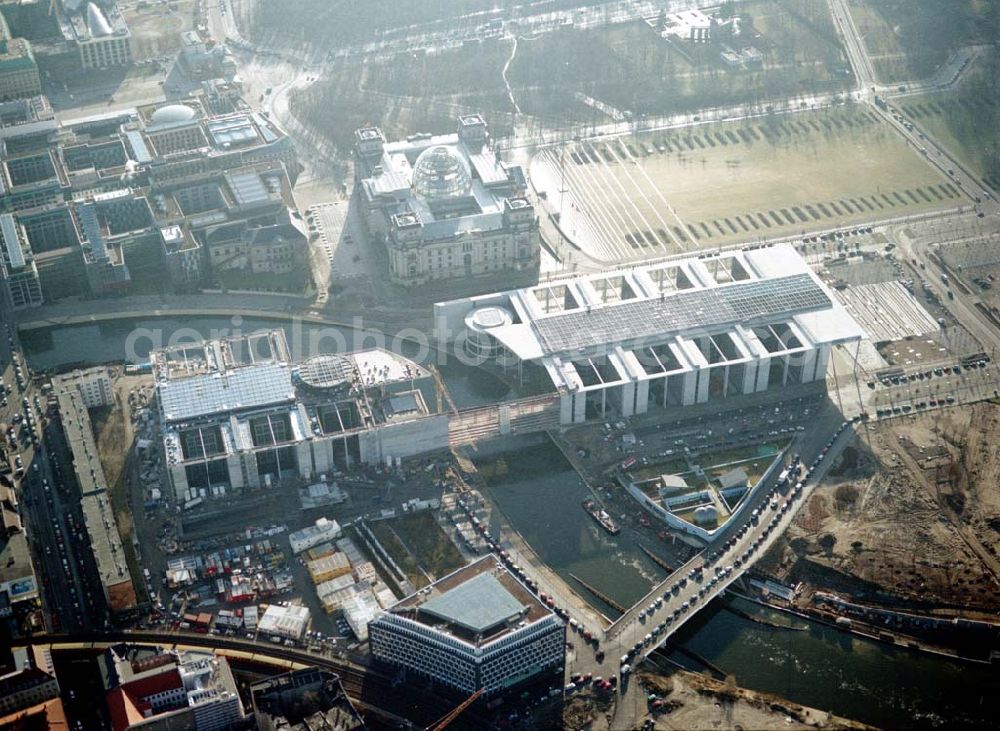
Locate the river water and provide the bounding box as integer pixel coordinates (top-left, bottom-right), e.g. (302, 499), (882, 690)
(478, 440), (998, 730)
(19, 316), (511, 410)
(21, 318), (1000, 728)
(670, 596), (997, 729)
(478, 442), (666, 616)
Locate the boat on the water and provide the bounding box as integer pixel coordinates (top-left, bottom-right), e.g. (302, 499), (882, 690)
(582, 499), (621, 535)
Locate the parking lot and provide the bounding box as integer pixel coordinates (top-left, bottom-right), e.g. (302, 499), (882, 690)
(870, 355), (999, 417)
(305, 201), (375, 302)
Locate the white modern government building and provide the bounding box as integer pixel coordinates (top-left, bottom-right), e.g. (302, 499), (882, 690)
(155, 330), (446, 503)
(435, 244), (865, 423)
(369, 556), (565, 696)
(154, 245), (864, 503)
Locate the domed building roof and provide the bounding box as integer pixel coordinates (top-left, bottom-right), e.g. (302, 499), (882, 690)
(412, 145), (472, 199)
(297, 355), (353, 391)
(86, 2), (113, 37)
(150, 104), (197, 125)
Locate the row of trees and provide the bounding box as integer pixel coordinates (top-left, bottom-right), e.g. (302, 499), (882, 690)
(232, 0), (593, 49)
(862, 0), (996, 81)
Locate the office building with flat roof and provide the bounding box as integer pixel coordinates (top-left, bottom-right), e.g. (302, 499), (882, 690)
(51, 365), (113, 408)
(55, 0), (131, 69)
(0, 211), (42, 309)
(369, 555), (564, 695)
(258, 604), (310, 641)
(0, 94), (303, 298)
(103, 644), (244, 731)
(0, 94), (56, 153)
(54, 387), (136, 614)
(289, 518), (342, 555)
(0, 485), (39, 615)
(0, 30), (41, 102)
(0, 646), (60, 719)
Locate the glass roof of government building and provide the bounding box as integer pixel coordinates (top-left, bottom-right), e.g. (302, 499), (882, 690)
(534, 273), (830, 353)
(159, 362), (295, 423)
(412, 145), (472, 199)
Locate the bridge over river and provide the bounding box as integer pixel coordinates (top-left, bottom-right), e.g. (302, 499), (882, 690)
(567, 416), (863, 681)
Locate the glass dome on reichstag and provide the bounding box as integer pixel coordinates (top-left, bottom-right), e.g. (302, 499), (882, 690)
(150, 104), (197, 125)
(412, 145), (472, 199)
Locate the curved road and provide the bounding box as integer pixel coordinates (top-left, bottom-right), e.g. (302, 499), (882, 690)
(39, 629), (488, 728)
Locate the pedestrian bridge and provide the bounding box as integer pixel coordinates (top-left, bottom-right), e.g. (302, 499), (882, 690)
(448, 394), (560, 447)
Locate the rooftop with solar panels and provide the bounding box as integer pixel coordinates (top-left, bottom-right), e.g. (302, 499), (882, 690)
(152, 329), (439, 490)
(434, 243), (865, 424)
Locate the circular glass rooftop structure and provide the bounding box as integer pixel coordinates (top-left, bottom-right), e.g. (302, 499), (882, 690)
(464, 306), (517, 364)
(297, 355), (354, 391)
(466, 306), (513, 332)
(412, 145), (472, 199)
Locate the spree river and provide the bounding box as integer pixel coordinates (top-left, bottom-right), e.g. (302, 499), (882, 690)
(21, 317), (1000, 729)
(20, 315), (511, 410)
(478, 440), (998, 730)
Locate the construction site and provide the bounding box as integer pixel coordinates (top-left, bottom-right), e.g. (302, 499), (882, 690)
(759, 403), (1000, 642)
(5, 0), (1000, 727)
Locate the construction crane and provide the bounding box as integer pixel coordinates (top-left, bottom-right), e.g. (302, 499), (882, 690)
(425, 688), (484, 731)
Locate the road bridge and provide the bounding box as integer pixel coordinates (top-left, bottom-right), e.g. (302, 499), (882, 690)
(621, 417), (859, 665)
(557, 415), (865, 683)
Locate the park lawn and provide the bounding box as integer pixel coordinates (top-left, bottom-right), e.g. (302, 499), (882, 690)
(540, 105), (956, 260)
(629, 460), (691, 483)
(700, 443), (782, 470)
(629, 108), (950, 233)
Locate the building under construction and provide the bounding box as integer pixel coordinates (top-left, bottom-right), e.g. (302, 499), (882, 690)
(156, 329), (446, 502)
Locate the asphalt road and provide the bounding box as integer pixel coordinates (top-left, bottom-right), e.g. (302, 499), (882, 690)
(557, 401), (863, 729)
(0, 317), (108, 634)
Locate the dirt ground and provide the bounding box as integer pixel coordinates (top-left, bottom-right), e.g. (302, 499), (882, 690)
(761, 405), (1000, 614)
(92, 370), (155, 603)
(564, 670), (872, 730)
(92, 373), (151, 531)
